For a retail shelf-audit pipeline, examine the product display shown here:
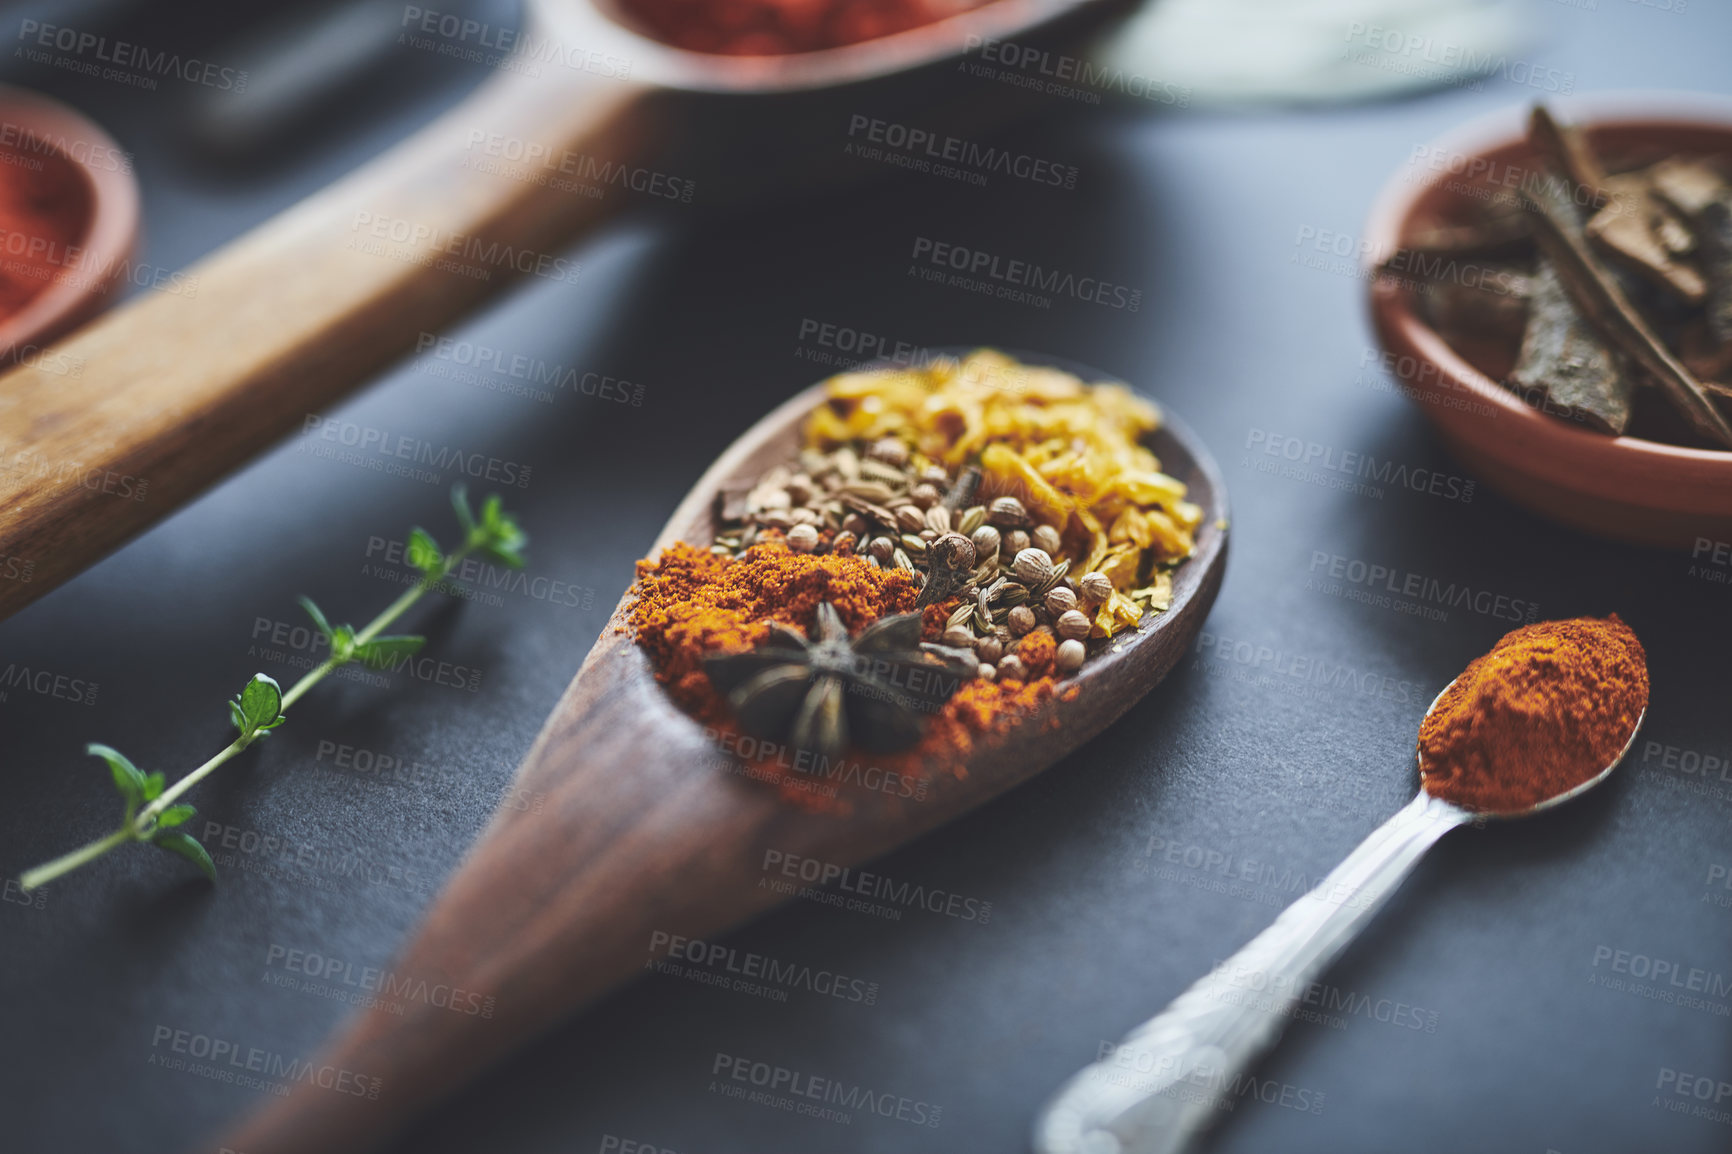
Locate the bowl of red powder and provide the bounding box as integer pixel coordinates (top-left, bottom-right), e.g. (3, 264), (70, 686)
(0, 85), (139, 363)
(608, 0), (998, 56)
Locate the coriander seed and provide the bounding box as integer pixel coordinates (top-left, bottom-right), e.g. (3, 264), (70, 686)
(1055, 639), (1086, 674)
(989, 496), (1028, 527)
(868, 437), (909, 467)
(1056, 609), (1091, 641)
(787, 524), (819, 553)
(1046, 586), (1077, 616)
(1079, 571), (1113, 605)
(1032, 524), (1062, 555)
(1013, 547), (1054, 585)
(1008, 605), (1037, 636)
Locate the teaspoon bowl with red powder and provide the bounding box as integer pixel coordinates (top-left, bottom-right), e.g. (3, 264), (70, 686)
(1036, 655), (1647, 1154)
(1415, 677), (1647, 820)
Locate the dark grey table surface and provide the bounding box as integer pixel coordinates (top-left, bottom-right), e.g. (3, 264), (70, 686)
(4, 2), (1731, 1152)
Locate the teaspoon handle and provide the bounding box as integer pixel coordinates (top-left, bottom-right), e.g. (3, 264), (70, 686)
(1034, 792), (1468, 1154)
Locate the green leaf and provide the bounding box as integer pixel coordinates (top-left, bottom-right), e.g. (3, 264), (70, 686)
(298, 596), (334, 640)
(90, 744), (145, 814)
(228, 700), (246, 731)
(472, 493), (528, 569)
(354, 635), (425, 668)
(234, 674), (285, 735)
(151, 831), (215, 882)
(481, 492), (505, 529)
(155, 804), (196, 830)
(407, 527), (443, 577)
(141, 771), (164, 801)
(450, 484), (476, 535)
(330, 624), (357, 663)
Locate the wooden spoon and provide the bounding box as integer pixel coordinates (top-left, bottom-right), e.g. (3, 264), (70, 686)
(217, 358), (1229, 1153)
(0, 0), (1124, 622)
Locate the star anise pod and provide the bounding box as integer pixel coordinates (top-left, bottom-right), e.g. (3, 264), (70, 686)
(703, 602), (972, 764)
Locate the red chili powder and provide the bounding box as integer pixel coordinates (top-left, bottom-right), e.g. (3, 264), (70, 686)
(0, 138), (92, 323)
(1418, 614), (1648, 813)
(616, 0), (993, 56)
(631, 540), (1067, 812)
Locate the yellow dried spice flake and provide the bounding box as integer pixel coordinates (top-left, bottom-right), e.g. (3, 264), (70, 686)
(805, 349), (1199, 638)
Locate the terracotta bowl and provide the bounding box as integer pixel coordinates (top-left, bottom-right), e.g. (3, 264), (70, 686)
(1364, 95), (1732, 550)
(0, 84), (139, 363)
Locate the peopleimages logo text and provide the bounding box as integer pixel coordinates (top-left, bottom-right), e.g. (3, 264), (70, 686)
(847, 115), (1078, 189)
(910, 237), (1140, 311)
(265, 944), (496, 1017)
(150, 1025), (380, 1097)
(1307, 551), (1538, 623)
(711, 1053), (942, 1127)
(17, 20), (250, 90)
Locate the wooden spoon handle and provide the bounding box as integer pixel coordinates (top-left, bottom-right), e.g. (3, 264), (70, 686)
(0, 59), (652, 621)
(218, 621), (881, 1154)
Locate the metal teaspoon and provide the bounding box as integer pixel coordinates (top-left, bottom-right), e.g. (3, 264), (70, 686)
(1033, 680), (1647, 1154)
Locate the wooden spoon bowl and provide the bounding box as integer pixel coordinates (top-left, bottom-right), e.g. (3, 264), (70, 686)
(221, 354), (1228, 1154)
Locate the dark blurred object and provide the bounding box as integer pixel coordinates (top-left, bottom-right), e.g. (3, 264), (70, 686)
(2, 0), (522, 174)
(187, 1), (442, 161)
(180, 0), (524, 170)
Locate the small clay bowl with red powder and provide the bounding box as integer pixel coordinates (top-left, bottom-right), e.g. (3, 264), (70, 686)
(0, 84), (139, 363)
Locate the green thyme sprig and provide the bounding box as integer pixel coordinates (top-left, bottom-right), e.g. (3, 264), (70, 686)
(19, 486), (526, 892)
